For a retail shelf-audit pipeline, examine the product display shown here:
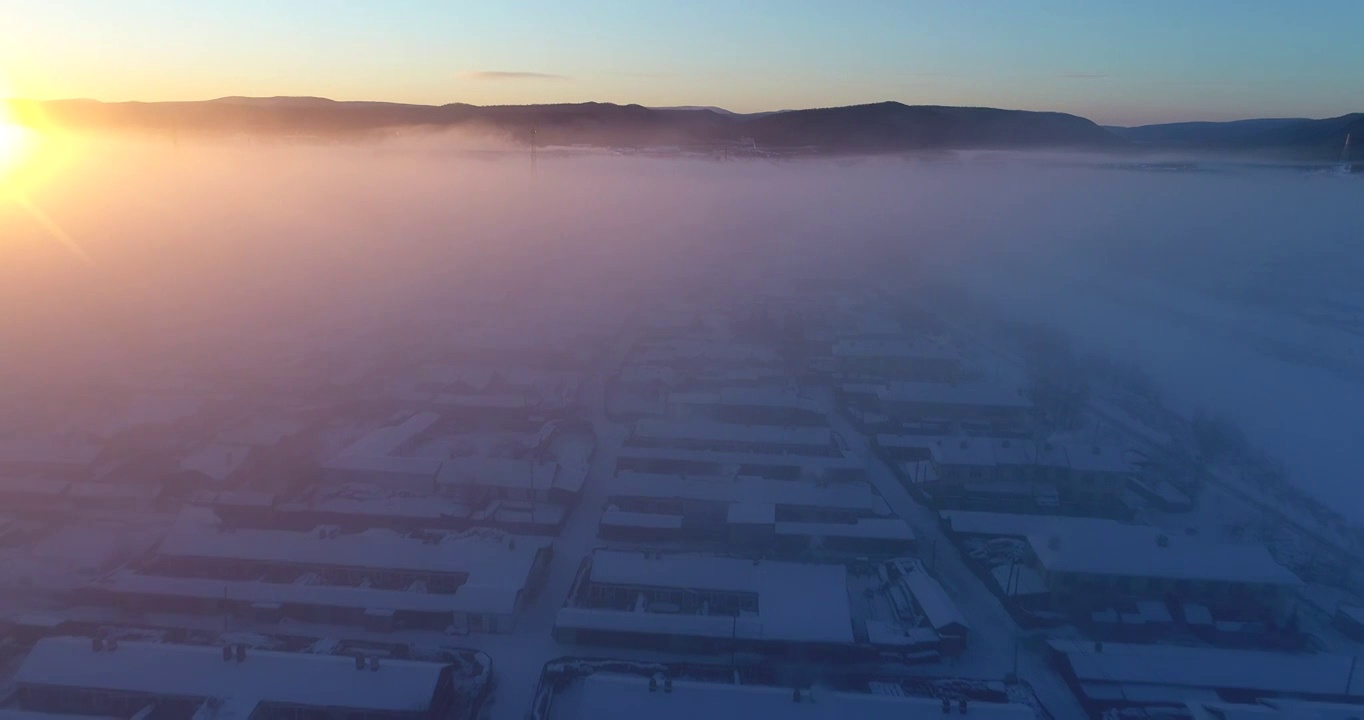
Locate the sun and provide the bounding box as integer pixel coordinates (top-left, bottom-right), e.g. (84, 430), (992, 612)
(0, 104), (37, 179)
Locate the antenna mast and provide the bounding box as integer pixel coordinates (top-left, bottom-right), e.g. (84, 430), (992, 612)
(530, 127), (538, 174)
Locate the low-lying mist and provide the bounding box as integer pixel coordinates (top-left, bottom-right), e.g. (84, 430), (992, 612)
(3, 132), (1362, 512)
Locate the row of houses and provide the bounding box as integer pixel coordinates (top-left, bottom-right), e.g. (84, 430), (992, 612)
(12, 636), (463, 720)
(598, 472), (914, 554)
(87, 510), (554, 634)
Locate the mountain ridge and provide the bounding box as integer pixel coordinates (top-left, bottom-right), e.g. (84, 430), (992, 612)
(3, 97), (1119, 153)
(4, 96), (1358, 158)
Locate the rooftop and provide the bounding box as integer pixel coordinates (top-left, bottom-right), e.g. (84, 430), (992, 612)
(615, 446), (862, 475)
(877, 382), (1031, 409)
(941, 510), (1134, 538)
(606, 473), (887, 513)
(158, 511), (549, 581)
(632, 420), (833, 449)
(1029, 527), (1302, 586)
(831, 337), (960, 361)
(96, 568), (522, 615)
(1050, 640), (1364, 700)
(547, 673), (1034, 720)
(15, 637), (449, 714)
(580, 550), (855, 644)
(436, 457), (557, 492)
(336, 412), (441, 458)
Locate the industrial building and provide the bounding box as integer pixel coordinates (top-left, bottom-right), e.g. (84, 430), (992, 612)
(554, 550), (857, 656)
(12, 636), (461, 720)
(89, 513), (553, 633)
(598, 472), (912, 554)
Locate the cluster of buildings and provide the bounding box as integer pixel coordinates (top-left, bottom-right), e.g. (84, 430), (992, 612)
(1, 297), (1350, 720)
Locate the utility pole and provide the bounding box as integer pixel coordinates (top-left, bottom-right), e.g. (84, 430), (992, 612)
(530, 127), (538, 175)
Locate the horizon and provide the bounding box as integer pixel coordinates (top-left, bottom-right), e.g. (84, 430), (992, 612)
(7, 94), (1358, 128)
(3, 1), (1363, 126)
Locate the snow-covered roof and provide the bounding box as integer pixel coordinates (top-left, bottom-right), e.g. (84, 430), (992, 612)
(158, 516), (549, 581)
(615, 446), (862, 475)
(1050, 640), (1364, 699)
(726, 502), (777, 525)
(669, 388), (822, 413)
(582, 551), (854, 644)
(632, 419), (832, 449)
(284, 491), (472, 521)
(774, 519), (914, 541)
(333, 412), (440, 459)
(1028, 526), (1302, 586)
(877, 382), (1031, 409)
(436, 457), (556, 492)
(15, 637), (449, 714)
(831, 337), (960, 361)
(929, 439), (999, 467)
(546, 673), (1034, 720)
(898, 569), (968, 632)
(96, 569), (521, 615)
(322, 453), (443, 480)
(600, 509), (684, 530)
(606, 474), (886, 513)
(179, 444), (253, 482)
(941, 510), (1133, 538)
(191, 490), (276, 508)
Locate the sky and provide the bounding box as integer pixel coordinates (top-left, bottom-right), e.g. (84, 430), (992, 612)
(0, 0), (1361, 126)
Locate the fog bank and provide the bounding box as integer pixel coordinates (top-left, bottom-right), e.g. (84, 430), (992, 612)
(3, 135), (1362, 512)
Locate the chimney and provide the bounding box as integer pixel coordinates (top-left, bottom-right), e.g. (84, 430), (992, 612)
(234, 644), (246, 663)
(368, 656), (379, 672)
(355, 654), (366, 670)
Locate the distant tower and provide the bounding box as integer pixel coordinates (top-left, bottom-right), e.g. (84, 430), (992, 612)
(530, 127), (538, 174)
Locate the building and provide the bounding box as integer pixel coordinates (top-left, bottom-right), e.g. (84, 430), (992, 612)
(875, 383), (1031, 429)
(627, 419), (841, 457)
(1026, 525), (1303, 611)
(1048, 639), (1364, 710)
(92, 514), (553, 633)
(545, 671), (1035, 720)
(827, 337), (964, 383)
(599, 473), (912, 554)
(320, 413), (443, 491)
(14, 636), (460, 720)
(666, 388), (826, 426)
(614, 445), (865, 483)
(883, 558), (970, 653)
(918, 439), (1134, 514)
(555, 550), (856, 655)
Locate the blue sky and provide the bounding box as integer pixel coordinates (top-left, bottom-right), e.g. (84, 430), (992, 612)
(0, 0), (1359, 125)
